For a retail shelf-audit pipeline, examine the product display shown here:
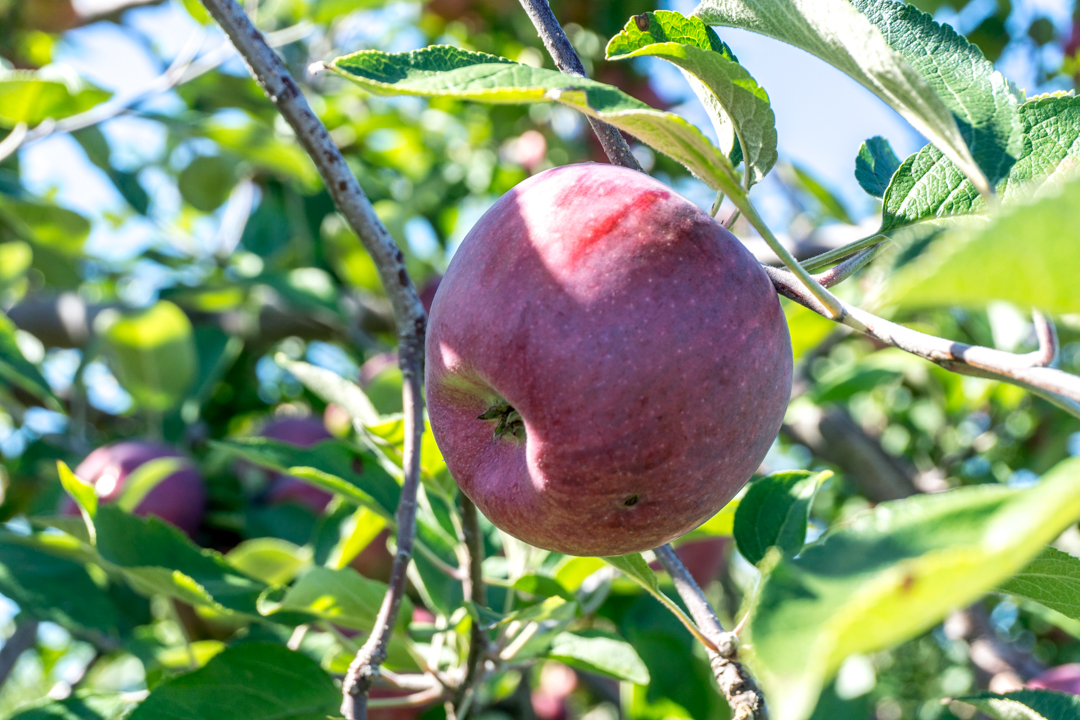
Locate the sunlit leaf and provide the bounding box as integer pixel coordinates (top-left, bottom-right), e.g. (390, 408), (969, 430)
(1000, 547), (1080, 620)
(746, 457), (1080, 720)
(606, 10), (777, 186)
(692, 0), (987, 194)
(954, 690), (1080, 720)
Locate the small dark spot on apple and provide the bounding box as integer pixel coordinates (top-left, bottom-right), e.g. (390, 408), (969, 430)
(634, 14), (650, 31)
(623, 494), (640, 507)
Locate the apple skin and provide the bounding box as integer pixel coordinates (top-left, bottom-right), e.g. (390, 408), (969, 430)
(1028, 664), (1080, 694)
(425, 163), (792, 556)
(61, 441), (205, 536)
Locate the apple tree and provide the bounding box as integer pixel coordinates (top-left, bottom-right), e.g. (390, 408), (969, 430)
(2, 0), (1080, 719)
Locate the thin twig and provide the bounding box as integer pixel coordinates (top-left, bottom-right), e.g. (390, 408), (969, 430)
(516, 0), (642, 172)
(368, 685), (446, 708)
(766, 267), (1080, 416)
(0, 617), (39, 692)
(194, 2), (425, 719)
(655, 546), (767, 720)
(452, 497), (488, 713)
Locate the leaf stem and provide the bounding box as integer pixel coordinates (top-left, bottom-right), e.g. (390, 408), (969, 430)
(801, 233), (887, 272)
(736, 199), (844, 318)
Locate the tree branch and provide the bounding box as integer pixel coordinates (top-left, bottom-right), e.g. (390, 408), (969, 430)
(0, 616), (38, 692)
(194, 2), (425, 718)
(766, 266), (1080, 416)
(452, 496), (487, 714)
(516, 0), (642, 172)
(654, 545), (766, 720)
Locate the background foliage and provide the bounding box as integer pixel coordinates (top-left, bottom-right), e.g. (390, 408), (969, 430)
(3, 0), (1080, 719)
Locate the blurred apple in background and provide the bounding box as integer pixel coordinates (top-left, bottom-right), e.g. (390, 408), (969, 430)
(60, 440), (205, 536)
(1028, 664), (1080, 694)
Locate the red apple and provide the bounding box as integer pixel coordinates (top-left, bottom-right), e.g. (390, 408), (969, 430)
(425, 163), (792, 556)
(61, 441), (205, 536)
(261, 417), (335, 512)
(1028, 664), (1080, 694)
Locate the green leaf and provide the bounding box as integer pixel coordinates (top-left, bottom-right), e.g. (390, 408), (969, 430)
(0, 541), (129, 640)
(691, 0), (988, 195)
(128, 643), (340, 720)
(212, 438), (400, 519)
(790, 165), (853, 224)
(0, 240), (32, 288)
(8, 692), (136, 720)
(57, 460), (97, 528)
(545, 629), (651, 684)
(326, 46), (743, 197)
(606, 10), (777, 186)
(324, 505), (387, 570)
(99, 301), (197, 412)
(882, 170), (1080, 314)
(881, 94), (1080, 233)
(855, 136), (901, 198)
(553, 556), (606, 592)
(94, 506), (266, 616)
(0, 72), (111, 128)
(0, 314), (60, 408)
(178, 155), (237, 213)
(734, 470), (830, 565)
(226, 538), (312, 586)
(0, 197), (91, 254)
(954, 690), (1080, 720)
(275, 355), (380, 428)
(1000, 547), (1080, 620)
(259, 566), (410, 632)
(513, 574), (575, 601)
(746, 457), (1080, 720)
(852, 0), (1023, 185)
(603, 553), (660, 593)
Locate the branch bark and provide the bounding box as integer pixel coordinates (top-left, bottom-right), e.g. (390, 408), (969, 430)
(452, 496), (488, 714)
(654, 545), (766, 720)
(767, 266), (1080, 416)
(194, 2), (425, 718)
(516, 0), (642, 172)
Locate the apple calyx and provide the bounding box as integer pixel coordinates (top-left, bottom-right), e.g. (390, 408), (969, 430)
(478, 399), (525, 441)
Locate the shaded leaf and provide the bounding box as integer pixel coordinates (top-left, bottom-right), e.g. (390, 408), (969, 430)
(734, 470), (830, 565)
(0, 314), (60, 408)
(546, 629), (651, 684)
(128, 643), (340, 720)
(212, 438), (400, 519)
(99, 301), (197, 412)
(855, 136), (901, 198)
(258, 566), (410, 632)
(8, 692), (136, 720)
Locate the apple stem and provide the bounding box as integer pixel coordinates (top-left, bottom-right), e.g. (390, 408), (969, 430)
(655, 544), (768, 719)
